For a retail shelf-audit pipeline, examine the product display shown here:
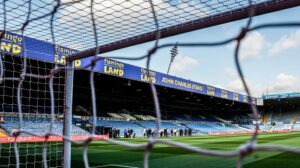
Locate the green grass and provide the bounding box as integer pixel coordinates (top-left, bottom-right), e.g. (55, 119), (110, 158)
(71, 132), (300, 168)
(1, 132), (299, 167)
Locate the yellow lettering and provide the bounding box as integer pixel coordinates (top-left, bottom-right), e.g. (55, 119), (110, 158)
(162, 77), (174, 84)
(12, 44), (22, 54)
(141, 75), (156, 83)
(1, 42), (22, 55)
(54, 55), (66, 65)
(104, 66), (124, 77)
(1, 42), (12, 52)
(192, 84), (202, 91)
(60, 56), (66, 65)
(75, 60), (81, 67)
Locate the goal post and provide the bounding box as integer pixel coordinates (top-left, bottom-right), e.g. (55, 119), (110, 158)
(1, 0), (300, 168)
(0, 50), (108, 168)
(63, 59), (75, 168)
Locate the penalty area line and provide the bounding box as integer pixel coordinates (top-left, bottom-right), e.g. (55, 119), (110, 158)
(91, 164), (139, 168)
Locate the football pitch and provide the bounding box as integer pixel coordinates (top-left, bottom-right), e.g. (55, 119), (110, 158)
(71, 132), (300, 168)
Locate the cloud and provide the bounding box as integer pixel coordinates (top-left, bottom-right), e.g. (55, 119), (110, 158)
(226, 78), (247, 94)
(226, 78), (265, 97)
(268, 73), (299, 93)
(269, 29), (300, 55)
(224, 67), (237, 78)
(170, 55), (199, 75)
(226, 73), (300, 97)
(228, 31), (264, 60)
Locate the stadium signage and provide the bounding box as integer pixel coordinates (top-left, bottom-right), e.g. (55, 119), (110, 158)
(0, 31), (256, 105)
(207, 86), (215, 96)
(0, 31), (22, 55)
(141, 68), (156, 83)
(162, 77), (203, 91)
(262, 92), (300, 99)
(0, 135), (109, 143)
(103, 58), (124, 77)
(54, 45), (82, 67)
(221, 90), (228, 99)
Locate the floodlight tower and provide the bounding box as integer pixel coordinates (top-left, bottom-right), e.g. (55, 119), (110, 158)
(167, 42), (178, 75)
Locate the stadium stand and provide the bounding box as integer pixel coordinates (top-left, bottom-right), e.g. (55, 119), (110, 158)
(119, 113), (137, 121)
(92, 120), (144, 137)
(107, 113), (124, 119)
(292, 123), (300, 131)
(0, 116), (88, 136)
(0, 128), (7, 137)
(134, 114), (156, 121)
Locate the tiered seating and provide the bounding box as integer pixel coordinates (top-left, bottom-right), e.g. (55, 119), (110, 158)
(259, 124), (272, 131)
(136, 121), (182, 129)
(119, 113), (136, 120)
(194, 115), (219, 122)
(93, 120), (143, 137)
(240, 124), (256, 130)
(224, 124), (247, 131)
(184, 123), (217, 134)
(0, 117), (88, 136)
(134, 115), (156, 120)
(292, 123), (300, 130)
(107, 113), (124, 119)
(185, 123), (246, 134)
(273, 123), (290, 130)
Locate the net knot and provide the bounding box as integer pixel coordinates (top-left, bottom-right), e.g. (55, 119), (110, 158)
(146, 139), (155, 151)
(236, 28), (249, 41)
(84, 136), (93, 145)
(148, 47), (157, 57)
(12, 130), (20, 137)
(90, 58), (97, 67)
(19, 73), (26, 80)
(239, 142), (254, 157)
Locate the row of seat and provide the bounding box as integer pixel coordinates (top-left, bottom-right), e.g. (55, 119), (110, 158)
(0, 117), (88, 136)
(90, 120), (247, 136)
(2, 117), (299, 138)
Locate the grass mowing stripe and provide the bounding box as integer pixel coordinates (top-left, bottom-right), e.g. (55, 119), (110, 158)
(69, 132), (300, 168)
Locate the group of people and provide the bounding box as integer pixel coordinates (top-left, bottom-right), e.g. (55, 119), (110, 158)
(111, 128), (120, 138)
(169, 128), (192, 137)
(124, 128), (135, 138)
(143, 128), (192, 137)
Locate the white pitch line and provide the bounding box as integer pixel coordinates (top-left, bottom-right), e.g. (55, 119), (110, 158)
(91, 164), (139, 168)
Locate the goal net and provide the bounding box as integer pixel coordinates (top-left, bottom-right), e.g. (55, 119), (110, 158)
(1, 0), (300, 168)
(0, 53), (65, 167)
(0, 140), (62, 168)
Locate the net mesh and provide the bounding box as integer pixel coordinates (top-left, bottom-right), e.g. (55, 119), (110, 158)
(1, 0), (300, 168)
(0, 53), (64, 167)
(0, 54), (65, 115)
(0, 0), (291, 51)
(0, 141), (63, 168)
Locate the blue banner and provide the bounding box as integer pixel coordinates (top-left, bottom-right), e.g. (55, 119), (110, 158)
(0, 31), (256, 104)
(263, 93), (300, 99)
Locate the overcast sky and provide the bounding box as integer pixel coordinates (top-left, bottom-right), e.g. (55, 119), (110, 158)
(102, 6), (300, 98)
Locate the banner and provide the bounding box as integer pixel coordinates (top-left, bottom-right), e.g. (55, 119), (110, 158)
(0, 135), (109, 143)
(263, 92), (300, 99)
(0, 31), (256, 104)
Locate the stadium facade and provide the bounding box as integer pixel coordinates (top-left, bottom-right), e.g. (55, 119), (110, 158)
(0, 30), (299, 140)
